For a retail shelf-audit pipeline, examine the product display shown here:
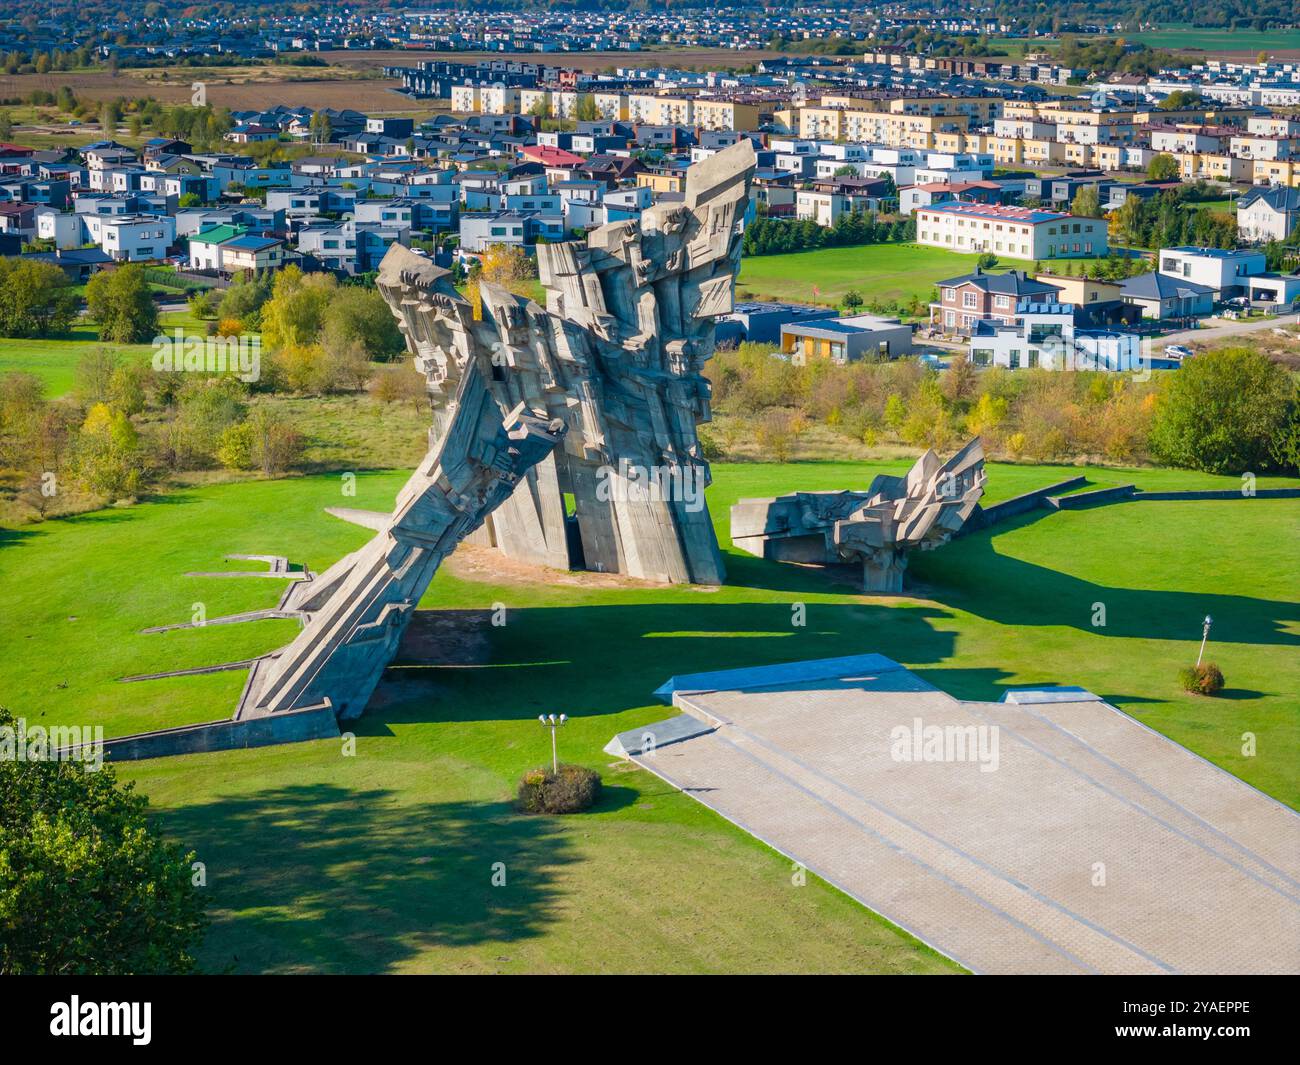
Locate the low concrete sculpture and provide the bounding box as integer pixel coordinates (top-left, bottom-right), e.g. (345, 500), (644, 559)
(376, 138), (758, 584)
(730, 439), (986, 592)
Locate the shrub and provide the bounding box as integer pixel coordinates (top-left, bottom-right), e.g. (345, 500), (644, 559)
(516, 764), (601, 814)
(1178, 663), (1225, 696)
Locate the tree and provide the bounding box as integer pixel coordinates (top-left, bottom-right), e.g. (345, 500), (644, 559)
(1071, 186), (1102, 219)
(1148, 153), (1181, 182)
(73, 402), (145, 498)
(73, 346), (120, 406)
(841, 289), (864, 313)
(259, 266), (336, 352)
(0, 708), (206, 974)
(1149, 347), (1296, 474)
(574, 93), (599, 122)
(85, 265), (158, 343)
(372, 362), (428, 413)
(321, 285), (403, 361)
(0, 259), (78, 337)
(1157, 90), (1205, 110)
(465, 244), (537, 320)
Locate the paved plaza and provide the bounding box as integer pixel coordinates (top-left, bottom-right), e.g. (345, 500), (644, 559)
(609, 656), (1300, 974)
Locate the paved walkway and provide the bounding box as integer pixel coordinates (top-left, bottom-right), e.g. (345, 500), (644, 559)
(616, 659), (1300, 974)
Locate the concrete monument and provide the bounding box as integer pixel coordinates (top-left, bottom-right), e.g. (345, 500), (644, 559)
(230, 362), (565, 721)
(730, 439), (986, 592)
(375, 138), (758, 584)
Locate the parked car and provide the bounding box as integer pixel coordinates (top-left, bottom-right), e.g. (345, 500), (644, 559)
(1164, 345), (1193, 360)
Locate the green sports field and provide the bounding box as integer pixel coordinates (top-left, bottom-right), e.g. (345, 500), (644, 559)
(737, 244), (1035, 309)
(1, 458), (1296, 973)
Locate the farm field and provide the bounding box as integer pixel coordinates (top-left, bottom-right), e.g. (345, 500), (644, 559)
(737, 243), (1035, 309)
(1127, 25), (1300, 55)
(1, 458), (1295, 973)
(0, 68), (433, 116)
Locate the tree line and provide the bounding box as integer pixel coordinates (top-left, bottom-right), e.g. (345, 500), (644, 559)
(704, 342), (1298, 476)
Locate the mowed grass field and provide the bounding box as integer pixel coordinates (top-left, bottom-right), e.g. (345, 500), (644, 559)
(1, 459), (1296, 973)
(737, 243), (1035, 308)
(0, 312), (204, 399)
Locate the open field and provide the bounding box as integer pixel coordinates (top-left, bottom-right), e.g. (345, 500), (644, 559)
(0, 456), (1296, 973)
(737, 243), (1035, 309)
(1126, 25), (1300, 56)
(0, 68), (433, 115)
(0, 311), (200, 399)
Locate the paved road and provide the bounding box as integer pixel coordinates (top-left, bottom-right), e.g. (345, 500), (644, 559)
(1161, 309), (1297, 348)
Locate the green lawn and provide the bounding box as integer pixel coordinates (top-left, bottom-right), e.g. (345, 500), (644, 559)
(1, 460), (1296, 973)
(737, 243), (1035, 309)
(0, 312), (197, 398)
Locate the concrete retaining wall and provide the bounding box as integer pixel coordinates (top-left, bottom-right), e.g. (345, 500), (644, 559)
(972, 476), (1088, 530)
(1048, 484), (1138, 510)
(1130, 488), (1300, 502)
(61, 702), (339, 763)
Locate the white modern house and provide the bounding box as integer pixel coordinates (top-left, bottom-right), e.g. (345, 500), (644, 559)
(969, 302), (1143, 372)
(1157, 246), (1267, 299)
(85, 214), (175, 262)
(34, 206), (85, 249)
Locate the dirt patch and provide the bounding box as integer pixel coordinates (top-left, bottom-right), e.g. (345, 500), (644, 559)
(394, 607), (494, 666)
(0, 70), (430, 112)
(446, 541), (688, 590)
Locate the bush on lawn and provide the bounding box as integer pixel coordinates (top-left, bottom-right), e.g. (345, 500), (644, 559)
(1178, 663), (1225, 696)
(516, 764), (601, 814)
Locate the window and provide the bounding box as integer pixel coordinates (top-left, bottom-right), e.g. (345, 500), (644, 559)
(1028, 349), (1040, 368)
(994, 295), (1010, 310)
(1009, 350), (1022, 369)
(963, 291), (978, 309)
(972, 348), (992, 367)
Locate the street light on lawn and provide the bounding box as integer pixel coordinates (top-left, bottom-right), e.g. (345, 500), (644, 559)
(538, 713), (568, 775)
(1197, 615), (1213, 667)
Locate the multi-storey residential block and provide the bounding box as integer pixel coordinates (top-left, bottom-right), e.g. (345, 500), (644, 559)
(916, 202), (1107, 260)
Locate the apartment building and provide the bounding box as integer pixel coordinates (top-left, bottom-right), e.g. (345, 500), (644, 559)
(916, 202), (1107, 260)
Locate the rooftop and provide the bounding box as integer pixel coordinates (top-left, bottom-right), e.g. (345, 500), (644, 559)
(920, 201), (1071, 224)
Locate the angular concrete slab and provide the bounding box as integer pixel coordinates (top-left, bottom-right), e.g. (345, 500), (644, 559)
(651, 652), (905, 702)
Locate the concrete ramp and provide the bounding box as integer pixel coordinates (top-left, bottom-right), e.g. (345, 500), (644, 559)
(613, 657), (1300, 975)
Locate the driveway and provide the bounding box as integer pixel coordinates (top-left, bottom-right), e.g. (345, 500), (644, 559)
(1161, 308), (1297, 348)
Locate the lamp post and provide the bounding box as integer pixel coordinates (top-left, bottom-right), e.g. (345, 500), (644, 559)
(538, 713), (568, 775)
(1196, 615), (1213, 667)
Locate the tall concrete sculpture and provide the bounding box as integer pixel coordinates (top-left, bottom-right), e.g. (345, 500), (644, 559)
(730, 439), (986, 592)
(232, 361), (565, 721)
(376, 138), (758, 585)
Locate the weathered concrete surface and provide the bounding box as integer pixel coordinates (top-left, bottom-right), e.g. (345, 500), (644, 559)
(614, 657), (1300, 974)
(234, 360), (564, 721)
(60, 703), (339, 763)
(731, 439), (986, 592)
(377, 139), (759, 585)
